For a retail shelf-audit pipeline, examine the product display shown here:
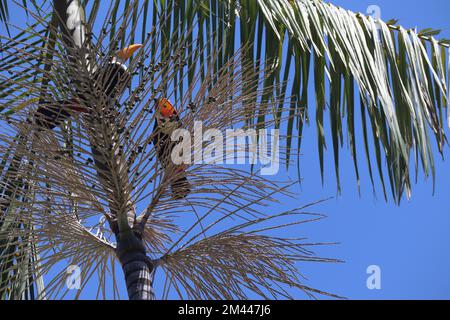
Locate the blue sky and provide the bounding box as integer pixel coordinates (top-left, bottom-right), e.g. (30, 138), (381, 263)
(298, 0), (450, 299)
(3, 0), (450, 299)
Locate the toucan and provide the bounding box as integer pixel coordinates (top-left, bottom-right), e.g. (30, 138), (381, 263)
(34, 98), (88, 129)
(153, 98), (191, 199)
(94, 43), (143, 100)
(34, 44), (143, 130)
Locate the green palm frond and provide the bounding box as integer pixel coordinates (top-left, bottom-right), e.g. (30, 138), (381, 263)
(0, 0), (8, 28)
(256, 0), (449, 202)
(0, 0), (44, 34)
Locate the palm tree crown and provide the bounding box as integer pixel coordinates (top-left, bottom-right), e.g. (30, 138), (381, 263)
(0, 0), (449, 299)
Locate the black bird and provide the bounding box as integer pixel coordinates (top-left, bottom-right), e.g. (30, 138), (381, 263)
(94, 44), (143, 100)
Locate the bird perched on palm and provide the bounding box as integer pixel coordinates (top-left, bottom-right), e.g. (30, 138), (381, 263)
(152, 98), (191, 199)
(34, 44), (143, 129)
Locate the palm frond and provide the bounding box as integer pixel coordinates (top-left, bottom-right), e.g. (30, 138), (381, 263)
(161, 213), (340, 299)
(255, 0), (450, 201)
(0, 0), (8, 32)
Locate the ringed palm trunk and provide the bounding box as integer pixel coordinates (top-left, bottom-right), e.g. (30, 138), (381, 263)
(53, 0), (154, 299)
(116, 231), (154, 300)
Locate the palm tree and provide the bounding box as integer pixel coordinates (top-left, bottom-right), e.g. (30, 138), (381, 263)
(0, 0), (449, 299)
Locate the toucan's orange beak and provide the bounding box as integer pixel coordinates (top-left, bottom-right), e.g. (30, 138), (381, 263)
(116, 44), (143, 61)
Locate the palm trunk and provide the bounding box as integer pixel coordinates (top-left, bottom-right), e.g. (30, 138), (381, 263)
(53, 0), (154, 300)
(116, 232), (154, 300)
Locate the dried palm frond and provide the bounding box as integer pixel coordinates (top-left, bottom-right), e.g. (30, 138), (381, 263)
(159, 198), (341, 299)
